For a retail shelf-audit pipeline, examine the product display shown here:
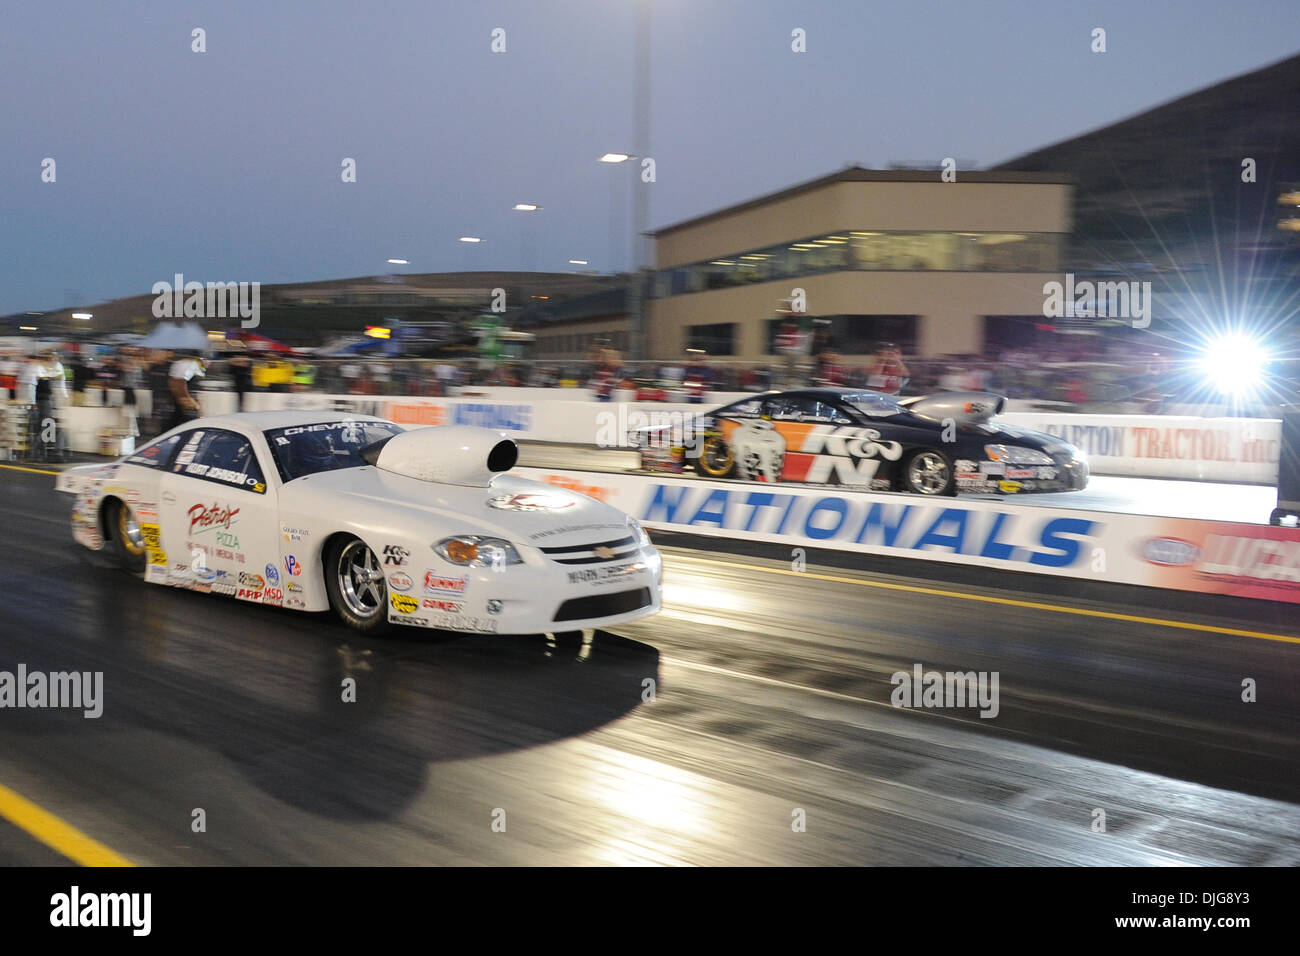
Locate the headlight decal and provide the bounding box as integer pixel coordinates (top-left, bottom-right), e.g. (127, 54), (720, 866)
(433, 535), (524, 568)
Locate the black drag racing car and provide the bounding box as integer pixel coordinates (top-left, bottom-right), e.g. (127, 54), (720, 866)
(628, 388), (1088, 496)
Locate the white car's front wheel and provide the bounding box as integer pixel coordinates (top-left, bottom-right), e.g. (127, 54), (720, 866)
(109, 499), (147, 576)
(325, 536), (390, 632)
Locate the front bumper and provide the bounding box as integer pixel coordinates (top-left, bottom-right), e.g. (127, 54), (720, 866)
(388, 545), (664, 634)
(956, 454), (1089, 494)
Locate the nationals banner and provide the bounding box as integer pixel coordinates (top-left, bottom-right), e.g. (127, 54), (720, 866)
(515, 467), (1300, 605)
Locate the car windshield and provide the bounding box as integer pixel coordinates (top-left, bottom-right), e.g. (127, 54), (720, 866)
(264, 420), (404, 482)
(840, 392), (903, 418)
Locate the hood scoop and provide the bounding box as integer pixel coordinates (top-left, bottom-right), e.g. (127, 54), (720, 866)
(362, 425), (519, 488)
(899, 391), (1006, 426)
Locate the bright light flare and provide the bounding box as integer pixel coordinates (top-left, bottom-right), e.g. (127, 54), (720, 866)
(1198, 333), (1270, 396)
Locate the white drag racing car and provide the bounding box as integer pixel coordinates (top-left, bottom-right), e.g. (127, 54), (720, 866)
(56, 412), (662, 634)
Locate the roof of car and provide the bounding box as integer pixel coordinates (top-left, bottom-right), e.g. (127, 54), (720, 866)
(743, 388), (895, 401)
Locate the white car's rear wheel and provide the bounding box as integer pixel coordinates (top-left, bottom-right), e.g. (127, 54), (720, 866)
(325, 536), (390, 632)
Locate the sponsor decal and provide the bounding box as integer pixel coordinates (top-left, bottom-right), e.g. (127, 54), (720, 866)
(997, 480), (1022, 493)
(487, 492), (576, 513)
(536, 475), (613, 503)
(284, 555), (302, 576)
(216, 531), (241, 550)
(282, 526), (309, 542)
(236, 587), (262, 601)
(391, 593), (419, 614)
(638, 484), (1098, 570)
(425, 613), (497, 633)
(265, 563), (280, 586)
(383, 544), (410, 566)
(1196, 535), (1300, 582)
(286, 581), (303, 593)
(391, 615), (429, 627)
(567, 561), (646, 586)
(424, 573), (468, 595)
(141, 524), (166, 566)
(239, 572), (265, 589)
(387, 403), (447, 427)
(388, 572), (413, 592)
(422, 598), (463, 613)
(1139, 537), (1201, 567)
(212, 581), (238, 595)
(145, 564), (169, 584)
(527, 521), (624, 541)
(1003, 467), (1035, 479)
(452, 403), (531, 431)
(285, 597), (306, 609)
(183, 463), (263, 490)
(188, 503), (240, 535)
(978, 462), (1005, 475)
(1037, 467), (1058, 480)
(263, 587), (284, 606)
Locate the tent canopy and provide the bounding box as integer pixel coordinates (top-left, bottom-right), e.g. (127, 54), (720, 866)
(138, 322), (210, 350)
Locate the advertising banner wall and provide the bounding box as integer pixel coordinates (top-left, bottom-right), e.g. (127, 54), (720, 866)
(514, 467), (1300, 605)
(999, 413), (1280, 484)
(197, 391), (1284, 485)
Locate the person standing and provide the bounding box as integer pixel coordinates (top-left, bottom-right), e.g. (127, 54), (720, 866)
(146, 350), (174, 437)
(865, 342), (909, 395)
(166, 351), (206, 432)
(24, 349), (67, 460)
(230, 353), (254, 411)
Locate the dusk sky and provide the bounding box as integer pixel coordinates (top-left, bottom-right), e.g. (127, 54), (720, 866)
(3, 0), (1298, 315)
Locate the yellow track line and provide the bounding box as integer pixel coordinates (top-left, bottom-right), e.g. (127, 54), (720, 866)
(0, 781), (134, 866)
(0, 463), (60, 476)
(677, 555), (1300, 645)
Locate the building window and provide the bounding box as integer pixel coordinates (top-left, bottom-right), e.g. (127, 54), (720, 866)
(764, 315), (917, 355)
(685, 322), (736, 356)
(653, 229), (1063, 296)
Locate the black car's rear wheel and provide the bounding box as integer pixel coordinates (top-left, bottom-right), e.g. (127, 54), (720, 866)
(695, 432), (735, 478)
(901, 449), (956, 496)
(109, 499), (147, 575)
(325, 536), (390, 632)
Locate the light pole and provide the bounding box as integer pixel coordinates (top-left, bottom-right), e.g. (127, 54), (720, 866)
(513, 204), (541, 272)
(598, 153), (634, 274)
(629, 0), (652, 361)
(458, 236), (484, 272)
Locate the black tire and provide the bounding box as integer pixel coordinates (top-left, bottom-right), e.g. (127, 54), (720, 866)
(108, 498), (147, 575)
(899, 448), (957, 496)
(323, 535), (391, 633)
(694, 431), (735, 478)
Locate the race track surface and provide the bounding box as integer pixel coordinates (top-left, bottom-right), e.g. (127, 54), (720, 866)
(0, 464), (1297, 865)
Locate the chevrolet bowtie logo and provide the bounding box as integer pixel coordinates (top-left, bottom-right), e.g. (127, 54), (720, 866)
(593, 546), (616, 559)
